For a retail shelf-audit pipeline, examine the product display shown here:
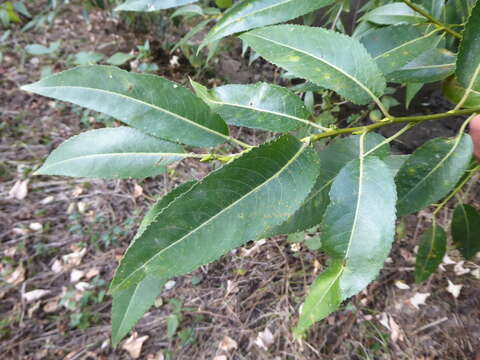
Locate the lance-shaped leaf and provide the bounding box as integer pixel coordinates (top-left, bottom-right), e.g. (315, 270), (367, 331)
(267, 133), (390, 236)
(112, 181), (196, 346)
(295, 154), (397, 336)
(240, 25), (386, 105)
(191, 81), (316, 132)
(456, 1), (480, 97)
(202, 0), (335, 46)
(388, 48), (456, 84)
(35, 127), (186, 179)
(361, 3), (426, 25)
(110, 135), (320, 293)
(115, 0), (198, 12)
(451, 204), (480, 260)
(21, 66), (229, 147)
(360, 25), (441, 75)
(395, 135), (473, 216)
(415, 223), (447, 283)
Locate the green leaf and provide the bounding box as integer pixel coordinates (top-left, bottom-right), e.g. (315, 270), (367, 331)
(202, 0), (335, 46)
(240, 25), (386, 105)
(191, 81), (317, 132)
(171, 4), (204, 18)
(167, 314), (180, 338)
(73, 51), (104, 65)
(137, 181), (197, 236)
(34, 127), (186, 179)
(106, 52), (135, 66)
(110, 135), (320, 293)
(455, 2), (480, 106)
(361, 3), (426, 25)
(171, 19), (213, 53)
(295, 261), (343, 335)
(395, 135), (473, 216)
(451, 204), (480, 260)
(415, 223), (447, 283)
(111, 275), (164, 346)
(115, 0), (198, 12)
(111, 181), (195, 346)
(360, 25), (441, 75)
(305, 236), (322, 250)
(384, 154), (410, 177)
(266, 133), (390, 236)
(21, 66), (229, 147)
(295, 152), (397, 336)
(405, 83), (423, 109)
(387, 48), (456, 84)
(25, 41), (61, 55)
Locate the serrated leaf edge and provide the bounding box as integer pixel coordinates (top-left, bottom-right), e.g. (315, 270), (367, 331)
(111, 136), (314, 292)
(241, 25), (386, 105)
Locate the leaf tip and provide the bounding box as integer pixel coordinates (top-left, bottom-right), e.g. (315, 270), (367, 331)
(20, 83), (36, 93)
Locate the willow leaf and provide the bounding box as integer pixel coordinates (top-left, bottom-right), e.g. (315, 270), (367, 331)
(267, 133), (390, 236)
(191, 80), (315, 132)
(415, 224), (447, 283)
(115, 0), (198, 12)
(21, 66), (229, 147)
(395, 135), (473, 216)
(361, 3), (426, 25)
(34, 127), (186, 179)
(456, 1), (480, 106)
(110, 135), (320, 293)
(388, 48), (456, 84)
(361, 25), (441, 75)
(202, 0), (335, 46)
(112, 182), (196, 346)
(295, 153), (397, 336)
(451, 204), (480, 260)
(240, 25), (386, 105)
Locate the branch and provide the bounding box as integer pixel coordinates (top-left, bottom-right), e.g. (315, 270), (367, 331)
(401, 0), (462, 39)
(303, 107), (480, 143)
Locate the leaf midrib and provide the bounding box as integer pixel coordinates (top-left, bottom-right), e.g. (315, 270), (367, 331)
(344, 144), (366, 261)
(206, 96), (327, 131)
(214, 0), (297, 32)
(418, 225), (437, 278)
(401, 63), (455, 71)
(373, 29), (438, 61)
(39, 152), (188, 172)
(459, 205), (472, 248)
(398, 136), (464, 204)
(457, 63), (480, 108)
(28, 84), (230, 141)
(308, 265), (343, 309)
(112, 141), (309, 291)
(245, 32), (382, 104)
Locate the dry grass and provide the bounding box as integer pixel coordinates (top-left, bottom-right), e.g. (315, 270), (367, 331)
(1, 2), (480, 359)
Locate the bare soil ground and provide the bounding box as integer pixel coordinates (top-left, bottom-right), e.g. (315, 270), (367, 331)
(1, 2), (480, 359)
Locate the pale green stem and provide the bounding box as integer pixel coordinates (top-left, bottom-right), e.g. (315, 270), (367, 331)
(363, 122), (415, 157)
(401, 0), (462, 39)
(303, 107), (480, 143)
